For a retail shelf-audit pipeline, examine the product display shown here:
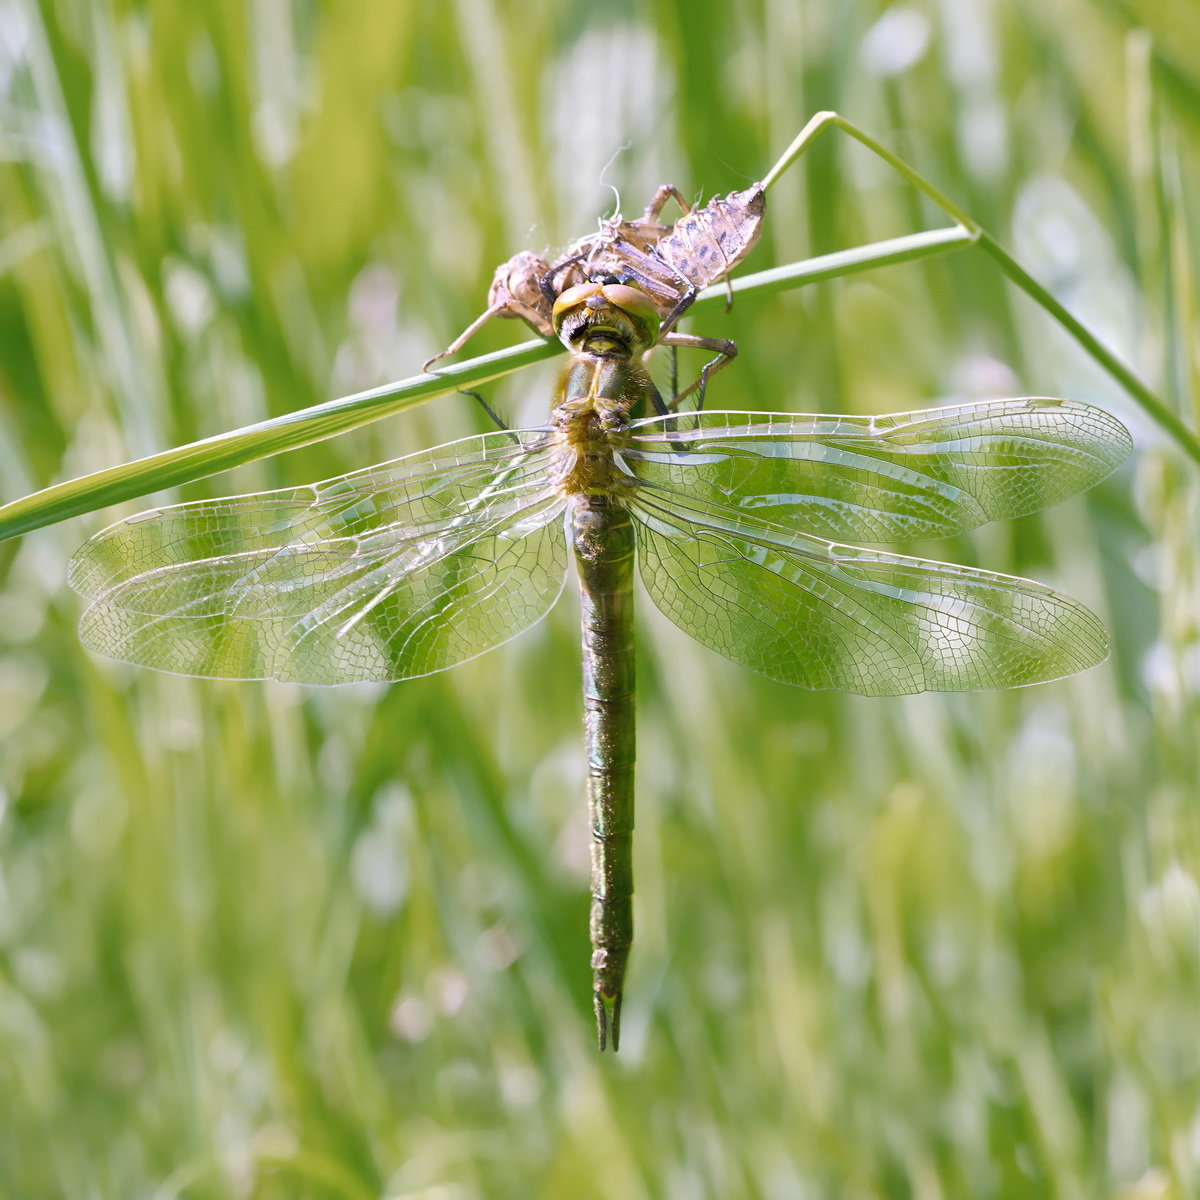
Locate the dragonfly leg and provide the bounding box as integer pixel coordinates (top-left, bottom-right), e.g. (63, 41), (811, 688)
(423, 303), (504, 372)
(642, 183), (692, 222)
(645, 377), (670, 418)
(659, 332), (738, 411)
(458, 389), (520, 443)
(657, 280), (701, 338)
(639, 346), (676, 417)
(591, 240), (688, 317)
(541, 252), (588, 307)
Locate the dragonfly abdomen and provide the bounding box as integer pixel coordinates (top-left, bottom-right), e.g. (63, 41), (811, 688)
(572, 494), (636, 1051)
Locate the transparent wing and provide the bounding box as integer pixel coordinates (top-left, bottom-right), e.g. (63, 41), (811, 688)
(69, 431), (570, 683)
(623, 399), (1131, 541)
(630, 490), (1108, 695)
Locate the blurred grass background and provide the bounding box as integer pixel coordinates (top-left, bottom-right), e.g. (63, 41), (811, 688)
(1, 0), (1199, 1197)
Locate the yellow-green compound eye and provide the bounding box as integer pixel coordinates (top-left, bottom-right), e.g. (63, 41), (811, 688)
(552, 283), (604, 322)
(601, 284), (660, 328)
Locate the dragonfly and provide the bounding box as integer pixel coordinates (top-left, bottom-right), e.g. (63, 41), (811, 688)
(68, 196), (1132, 1052)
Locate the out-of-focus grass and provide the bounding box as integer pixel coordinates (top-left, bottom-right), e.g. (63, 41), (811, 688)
(1, 2), (1198, 1198)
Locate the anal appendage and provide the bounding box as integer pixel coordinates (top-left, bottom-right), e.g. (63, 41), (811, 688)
(595, 986), (623, 1052)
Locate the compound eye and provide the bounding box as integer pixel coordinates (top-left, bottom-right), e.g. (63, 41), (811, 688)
(552, 283), (603, 321)
(601, 284), (659, 325)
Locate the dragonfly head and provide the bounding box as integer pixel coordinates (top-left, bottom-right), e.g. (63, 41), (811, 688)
(552, 281), (659, 355)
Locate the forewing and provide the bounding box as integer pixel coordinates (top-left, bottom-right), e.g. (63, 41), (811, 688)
(625, 399), (1131, 541)
(69, 431), (570, 683)
(630, 491), (1108, 695)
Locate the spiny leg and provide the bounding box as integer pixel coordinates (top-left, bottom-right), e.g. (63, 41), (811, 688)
(657, 280), (701, 338)
(424, 305), (504, 372)
(642, 183), (692, 222)
(426, 251), (557, 369)
(541, 251), (587, 308)
(424, 297), (554, 372)
(458, 389), (520, 444)
(646, 375), (669, 418)
(659, 332), (738, 412)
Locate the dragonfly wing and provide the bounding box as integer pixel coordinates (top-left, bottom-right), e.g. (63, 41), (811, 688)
(70, 432), (570, 683)
(69, 431), (555, 600)
(624, 399), (1131, 541)
(629, 492), (1108, 695)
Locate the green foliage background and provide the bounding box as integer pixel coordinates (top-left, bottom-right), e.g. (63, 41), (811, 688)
(1, 1), (1199, 1196)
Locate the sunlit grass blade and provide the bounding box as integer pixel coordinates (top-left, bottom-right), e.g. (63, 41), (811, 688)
(0, 340), (554, 539)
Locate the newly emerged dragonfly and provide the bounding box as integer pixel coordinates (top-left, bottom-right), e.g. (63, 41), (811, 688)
(69, 214), (1131, 1051)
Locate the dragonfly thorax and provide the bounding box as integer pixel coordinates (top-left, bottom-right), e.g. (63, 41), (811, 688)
(550, 392), (633, 499)
(547, 278), (658, 501)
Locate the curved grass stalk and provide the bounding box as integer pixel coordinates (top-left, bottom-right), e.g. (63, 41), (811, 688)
(766, 111), (1200, 467)
(763, 110), (981, 232)
(974, 231), (1198, 460)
